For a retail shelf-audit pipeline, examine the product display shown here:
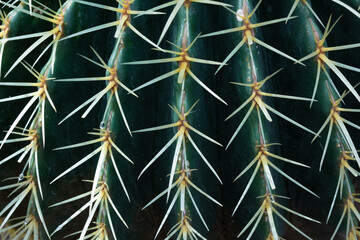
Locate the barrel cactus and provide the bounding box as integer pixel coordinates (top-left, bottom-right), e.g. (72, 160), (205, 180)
(0, 0), (359, 239)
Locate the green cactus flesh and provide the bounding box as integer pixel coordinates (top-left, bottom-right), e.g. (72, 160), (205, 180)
(0, 0), (359, 239)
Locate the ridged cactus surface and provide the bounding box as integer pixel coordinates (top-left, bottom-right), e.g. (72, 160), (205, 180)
(0, 0), (359, 239)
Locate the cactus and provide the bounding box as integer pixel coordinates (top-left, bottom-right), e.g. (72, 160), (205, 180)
(0, 0), (359, 239)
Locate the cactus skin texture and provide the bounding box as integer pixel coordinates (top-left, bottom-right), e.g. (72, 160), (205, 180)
(0, 0), (359, 239)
